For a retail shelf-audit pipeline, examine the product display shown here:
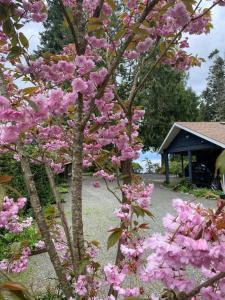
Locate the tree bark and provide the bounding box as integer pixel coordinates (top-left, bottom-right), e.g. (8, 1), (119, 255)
(18, 144), (73, 298)
(71, 95), (85, 266)
(44, 163), (77, 271)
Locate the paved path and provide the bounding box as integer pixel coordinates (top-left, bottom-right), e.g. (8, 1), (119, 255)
(13, 177), (217, 294)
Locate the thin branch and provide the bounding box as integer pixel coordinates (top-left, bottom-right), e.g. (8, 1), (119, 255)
(179, 272), (225, 299)
(82, 0), (160, 127)
(114, 89), (128, 113)
(44, 162), (77, 272)
(93, 0), (104, 18)
(58, 0), (80, 51)
(103, 177), (122, 203)
(195, 200), (225, 240)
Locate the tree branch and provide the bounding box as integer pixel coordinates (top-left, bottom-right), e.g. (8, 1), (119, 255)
(177, 272), (225, 300)
(82, 0), (160, 127)
(58, 0), (80, 52)
(93, 0), (104, 18)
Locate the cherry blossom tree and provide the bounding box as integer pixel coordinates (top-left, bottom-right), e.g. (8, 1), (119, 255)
(1, 0), (225, 299)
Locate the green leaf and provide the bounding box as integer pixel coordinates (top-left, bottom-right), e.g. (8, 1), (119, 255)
(132, 205), (154, 219)
(19, 32), (29, 49)
(0, 184), (5, 209)
(133, 206), (145, 217)
(182, 0), (194, 13)
(215, 150), (225, 176)
(14, 23), (23, 30)
(0, 5), (8, 22)
(106, 0), (116, 9)
(114, 29), (126, 41)
(27, 99), (39, 112)
(78, 258), (90, 274)
(7, 46), (22, 59)
(107, 229), (122, 249)
(22, 87), (39, 95)
(3, 19), (13, 35)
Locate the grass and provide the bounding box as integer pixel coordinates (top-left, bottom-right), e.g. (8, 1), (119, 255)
(56, 182), (69, 194)
(165, 179), (221, 200)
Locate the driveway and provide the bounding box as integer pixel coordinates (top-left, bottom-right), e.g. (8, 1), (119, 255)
(13, 176), (217, 294)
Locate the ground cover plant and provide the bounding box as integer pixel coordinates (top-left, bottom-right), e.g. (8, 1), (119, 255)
(165, 179), (222, 199)
(1, 0), (225, 300)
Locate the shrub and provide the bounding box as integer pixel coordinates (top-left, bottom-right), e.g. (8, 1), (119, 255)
(0, 226), (41, 261)
(0, 153), (54, 208)
(132, 162), (143, 173)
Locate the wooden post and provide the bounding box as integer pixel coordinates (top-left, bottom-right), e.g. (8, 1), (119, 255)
(181, 154), (184, 176)
(164, 152), (170, 184)
(188, 150), (192, 182)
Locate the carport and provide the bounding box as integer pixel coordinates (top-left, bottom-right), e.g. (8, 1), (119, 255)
(159, 122), (225, 184)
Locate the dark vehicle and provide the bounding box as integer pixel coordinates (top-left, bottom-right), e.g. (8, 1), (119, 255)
(185, 162), (213, 188)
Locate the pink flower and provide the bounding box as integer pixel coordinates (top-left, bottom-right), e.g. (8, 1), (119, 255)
(72, 78), (88, 93)
(92, 181), (100, 188)
(74, 275), (87, 296)
(169, 2), (190, 27)
(137, 38), (153, 53)
(104, 264), (126, 288)
(0, 96), (10, 108)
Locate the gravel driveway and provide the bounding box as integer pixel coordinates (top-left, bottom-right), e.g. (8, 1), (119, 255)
(13, 176), (217, 294)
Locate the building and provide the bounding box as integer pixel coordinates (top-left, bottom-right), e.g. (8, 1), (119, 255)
(159, 122), (225, 184)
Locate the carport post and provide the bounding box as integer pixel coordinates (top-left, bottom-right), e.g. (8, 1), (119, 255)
(188, 150), (192, 182)
(164, 152), (170, 184)
(181, 154), (184, 176)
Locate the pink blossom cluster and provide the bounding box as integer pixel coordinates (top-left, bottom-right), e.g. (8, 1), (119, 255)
(0, 247), (31, 273)
(0, 0), (47, 23)
(122, 183), (154, 209)
(18, 59), (75, 84)
(22, 0), (47, 22)
(0, 196), (32, 233)
(142, 199), (225, 299)
(93, 170), (115, 181)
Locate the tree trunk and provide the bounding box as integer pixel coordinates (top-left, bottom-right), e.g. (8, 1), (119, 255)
(44, 163), (77, 270)
(71, 95), (85, 266)
(108, 159), (133, 297)
(18, 144), (73, 298)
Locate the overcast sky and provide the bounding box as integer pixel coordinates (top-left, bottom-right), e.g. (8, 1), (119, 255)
(187, 4), (225, 95)
(23, 2), (225, 96)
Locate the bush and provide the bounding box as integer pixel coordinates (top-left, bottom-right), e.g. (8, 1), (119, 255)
(166, 179), (221, 199)
(132, 162), (143, 173)
(0, 153), (54, 209)
(0, 226), (41, 261)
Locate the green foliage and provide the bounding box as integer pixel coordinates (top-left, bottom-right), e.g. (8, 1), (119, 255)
(166, 179), (221, 199)
(132, 162), (143, 174)
(169, 157), (188, 176)
(0, 226), (41, 261)
(0, 153), (54, 208)
(37, 0), (73, 54)
(200, 50), (225, 121)
(56, 185), (68, 194)
(43, 204), (58, 220)
(144, 159), (154, 174)
(215, 150), (225, 176)
(107, 228), (122, 249)
(137, 64), (200, 150)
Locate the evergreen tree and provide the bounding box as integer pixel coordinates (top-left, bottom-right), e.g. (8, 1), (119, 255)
(137, 65), (200, 151)
(37, 0), (73, 54)
(200, 50), (225, 121)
